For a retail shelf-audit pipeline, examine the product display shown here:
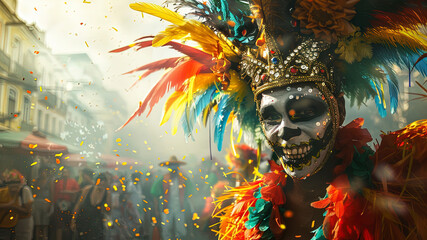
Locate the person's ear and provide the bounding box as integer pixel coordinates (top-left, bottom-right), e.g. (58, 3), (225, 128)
(337, 92), (346, 126)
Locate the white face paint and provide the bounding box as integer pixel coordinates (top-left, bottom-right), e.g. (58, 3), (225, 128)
(259, 85), (334, 178)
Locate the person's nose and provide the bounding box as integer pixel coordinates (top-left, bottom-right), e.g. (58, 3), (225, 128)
(277, 118), (302, 141)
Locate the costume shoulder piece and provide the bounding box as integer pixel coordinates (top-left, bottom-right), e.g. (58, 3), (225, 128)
(366, 119), (427, 240)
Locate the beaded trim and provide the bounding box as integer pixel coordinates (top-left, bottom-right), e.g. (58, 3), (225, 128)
(240, 38), (336, 98)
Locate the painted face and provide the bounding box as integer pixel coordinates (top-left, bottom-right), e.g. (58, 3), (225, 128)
(259, 85), (335, 178)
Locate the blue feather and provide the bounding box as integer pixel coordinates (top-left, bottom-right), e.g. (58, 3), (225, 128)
(373, 45), (427, 76)
(369, 79), (387, 118)
(381, 65), (399, 114)
(311, 226), (327, 240)
(214, 94), (232, 151)
(181, 85), (218, 139)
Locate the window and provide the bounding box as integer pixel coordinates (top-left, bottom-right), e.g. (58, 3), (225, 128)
(23, 96), (30, 122)
(44, 114), (49, 132)
(8, 89), (16, 115)
(51, 117), (56, 135)
(11, 37), (21, 64)
(37, 110), (42, 130)
(58, 121), (63, 136)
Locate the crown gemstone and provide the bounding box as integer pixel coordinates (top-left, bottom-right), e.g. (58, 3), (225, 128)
(270, 50), (275, 54)
(261, 74), (267, 81)
(320, 69), (325, 73)
(290, 67), (298, 74)
(291, 19), (297, 27)
(271, 57), (279, 64)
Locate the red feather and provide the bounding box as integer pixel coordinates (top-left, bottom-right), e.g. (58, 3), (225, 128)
(112, 39), (213, 65)
(117, 59), (204, 130)
(125, 57), (182, 90)
(109, 40), (153, 53)
(371, 7), (427, 31)
(123, 57), (181, 75)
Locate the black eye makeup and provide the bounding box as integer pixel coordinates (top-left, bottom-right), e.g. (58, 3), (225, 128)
(285, 95), (327, 122)
(261, 105), (282, 124)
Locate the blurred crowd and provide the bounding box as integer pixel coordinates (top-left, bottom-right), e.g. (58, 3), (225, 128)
(0, 145), (270, 240)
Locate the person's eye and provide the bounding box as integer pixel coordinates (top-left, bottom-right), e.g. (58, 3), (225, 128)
(286, 97), (327, 122)
(261, 106), (282, 124)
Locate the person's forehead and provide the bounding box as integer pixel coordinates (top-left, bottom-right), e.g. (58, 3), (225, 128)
(260, 86), (323, 104)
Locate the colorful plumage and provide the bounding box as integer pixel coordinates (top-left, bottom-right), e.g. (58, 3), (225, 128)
(112, 0), (427, 144)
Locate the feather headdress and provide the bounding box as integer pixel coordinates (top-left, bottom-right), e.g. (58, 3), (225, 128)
(112, 0), (426, 150)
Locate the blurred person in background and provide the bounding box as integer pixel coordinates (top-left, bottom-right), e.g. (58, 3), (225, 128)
(117, 191), (141, 239)
(150, 156), (195, 240)
(0, 169), (33, 240)
(79, 168), (94, 189)
(52, 167), (79, 240)
(71, 172), (111, 240)
(126, 172), (144, 237)
(32, 167), (54, 240)
(226, 144), (260, 187)
(200, 181), (229, 240)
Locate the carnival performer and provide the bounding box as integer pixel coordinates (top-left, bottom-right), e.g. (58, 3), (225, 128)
(150, 156), (195, 240)
(226, 144), (260, 186)
(112, 0), (427, 239)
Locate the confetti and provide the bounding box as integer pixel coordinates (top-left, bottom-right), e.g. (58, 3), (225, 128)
(192, 213), (200, 220)
(30, 162), (38, 166)
(26, 90), (31, 94)
(85, 41), (89, 47)
(29, 144), (37, 149)
(163, 209), (169, 215)
(116, 138), (121, 142)
(112, 27), (118, 31)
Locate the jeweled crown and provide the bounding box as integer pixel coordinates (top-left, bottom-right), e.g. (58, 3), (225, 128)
(240, 36), (336, 98)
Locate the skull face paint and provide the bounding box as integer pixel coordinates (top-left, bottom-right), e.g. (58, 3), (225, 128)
(259, 85), (335, 178)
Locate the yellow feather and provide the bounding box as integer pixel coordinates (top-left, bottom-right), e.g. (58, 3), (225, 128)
(171, 95), (188, 135)
(130, 3), (186, 26)
(160, 91), (184, 126)
(365, 27), (427, 51)
(226, 70), (250, 102)
(192, 73), (217, 92)
(130, 3), (239, 61)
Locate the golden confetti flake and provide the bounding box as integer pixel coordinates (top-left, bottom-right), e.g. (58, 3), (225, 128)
(116, 138), (121, 142)
(80, 141), (84, 146)
(311, 220), (315, 228)
(85, 41), (89, 47)
(192, 213), (200, 220)
(30, 162), (38, 166)
(29, 144), (37, 149)
(44, 198), (51, 203)
(112, 27), (118, 31)
(163, 209), (169, 214)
